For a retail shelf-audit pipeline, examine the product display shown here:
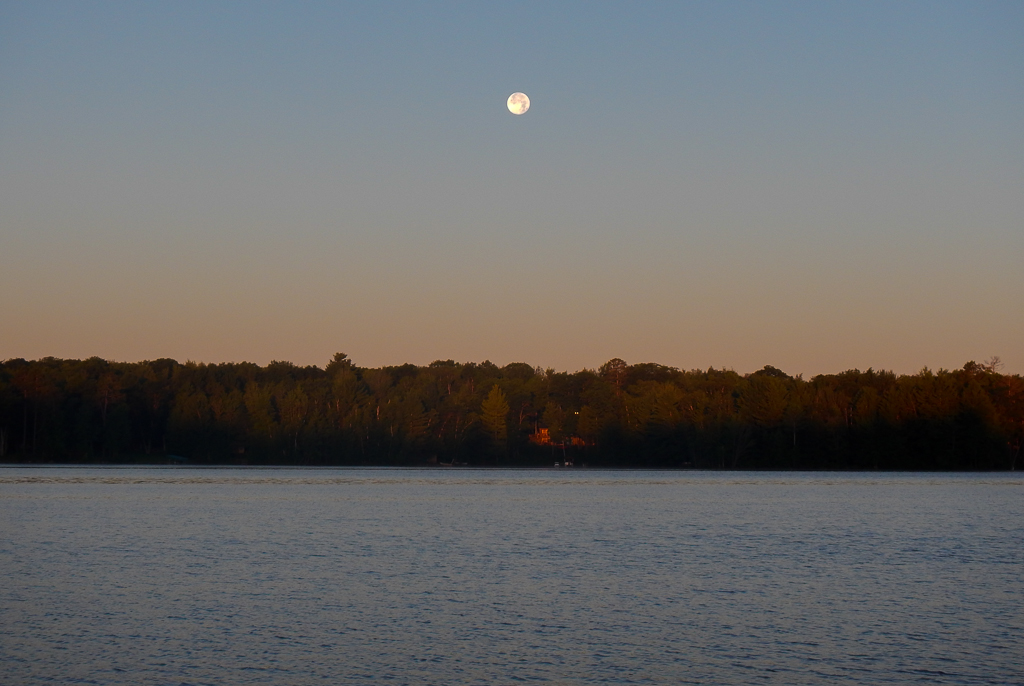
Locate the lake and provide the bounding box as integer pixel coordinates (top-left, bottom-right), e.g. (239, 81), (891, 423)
(1, 468), (1021, 685)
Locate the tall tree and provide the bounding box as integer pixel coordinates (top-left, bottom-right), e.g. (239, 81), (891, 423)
(480, 384), (510, 443)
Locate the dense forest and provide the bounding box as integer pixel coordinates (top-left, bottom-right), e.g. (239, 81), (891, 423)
(0, 354), (1020, 470)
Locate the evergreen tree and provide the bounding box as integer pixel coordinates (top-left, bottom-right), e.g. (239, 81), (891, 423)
(481, 384), (509, 443)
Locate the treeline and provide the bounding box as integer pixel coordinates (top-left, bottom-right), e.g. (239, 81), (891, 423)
(0, 354), (1021, 469)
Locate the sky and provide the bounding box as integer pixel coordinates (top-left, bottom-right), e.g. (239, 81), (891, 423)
(1, 1), (1022, 376)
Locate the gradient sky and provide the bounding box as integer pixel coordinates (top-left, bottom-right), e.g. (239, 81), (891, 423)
(2, 1), (1022, 375)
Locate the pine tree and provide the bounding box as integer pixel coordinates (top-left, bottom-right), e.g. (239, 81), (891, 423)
(480, 384), (509, 443)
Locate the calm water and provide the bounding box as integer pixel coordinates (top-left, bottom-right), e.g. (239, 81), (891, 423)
(1, 468), (1021, 685)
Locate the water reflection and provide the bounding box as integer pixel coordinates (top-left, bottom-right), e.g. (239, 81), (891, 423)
(1, 468), (1021, 684)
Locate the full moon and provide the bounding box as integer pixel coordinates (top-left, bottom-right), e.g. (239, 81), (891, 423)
(507, 92), (530, 115)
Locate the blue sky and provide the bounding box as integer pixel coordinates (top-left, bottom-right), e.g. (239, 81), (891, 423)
(2, 1), (1022, 374)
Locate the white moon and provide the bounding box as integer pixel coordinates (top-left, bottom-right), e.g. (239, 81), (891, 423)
(507, 92), (530, 115)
